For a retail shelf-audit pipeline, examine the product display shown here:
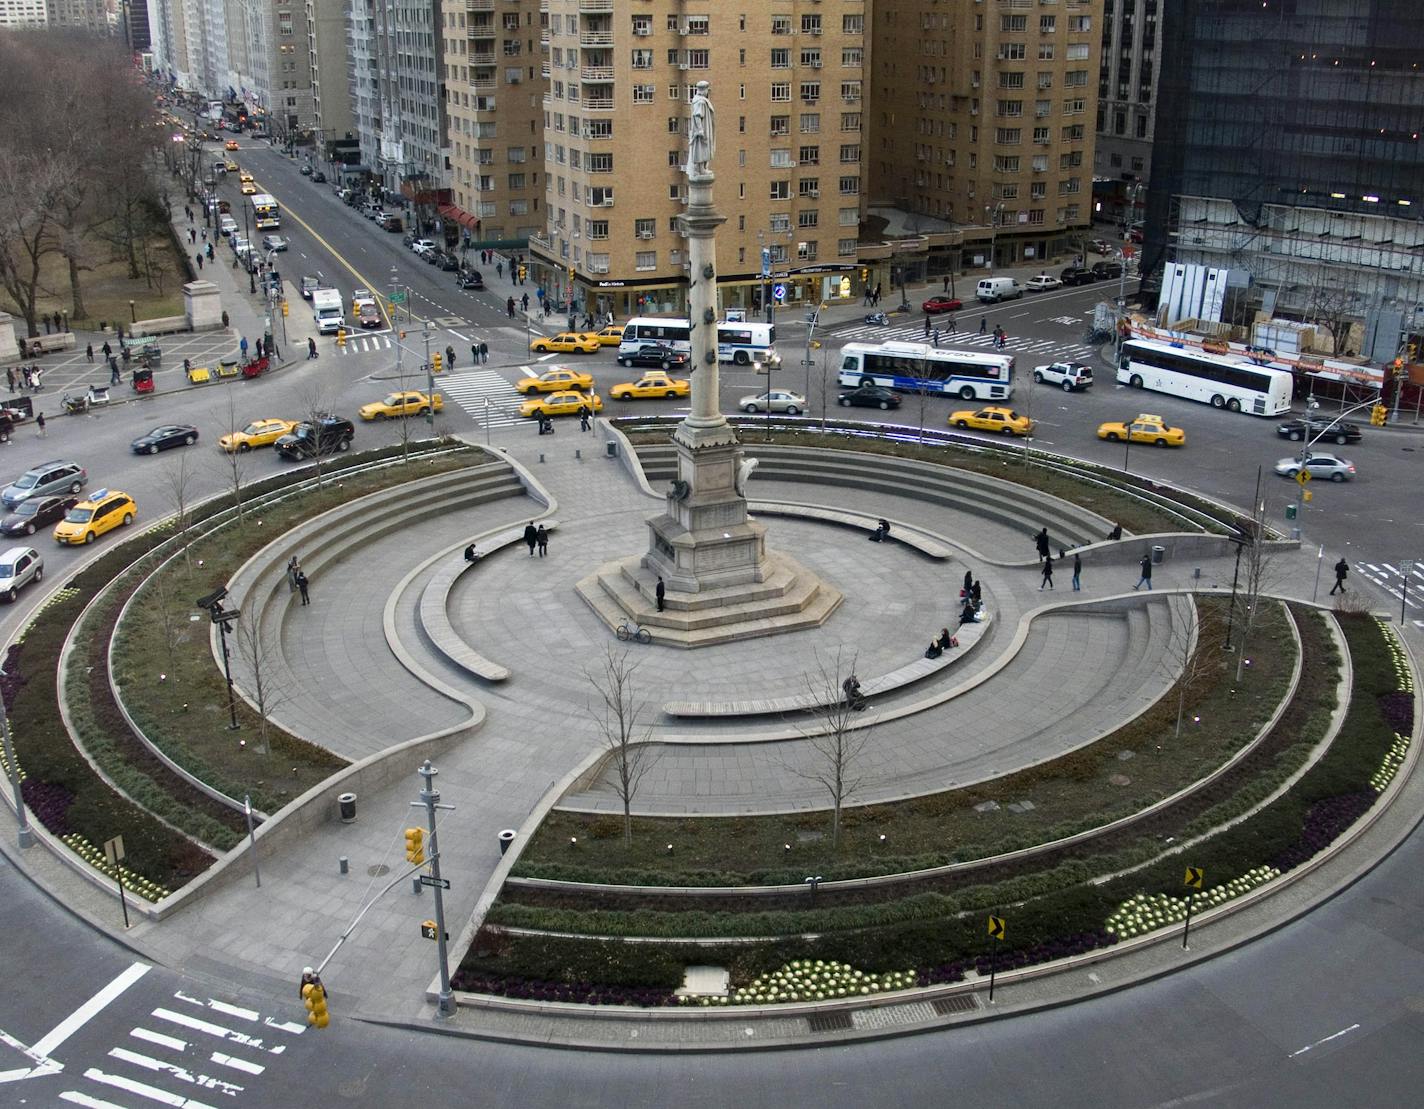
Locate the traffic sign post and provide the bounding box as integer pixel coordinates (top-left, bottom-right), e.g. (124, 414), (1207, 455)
(987, 914), (1006, 1001)
(1182, 867), (1204, 949)
(104, 835), (129, 928)
(1402, 561), (1415, 626)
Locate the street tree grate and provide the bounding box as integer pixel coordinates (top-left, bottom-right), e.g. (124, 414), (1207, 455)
(806, 1011), (853, 1033)
(933, 995), (979, 1016)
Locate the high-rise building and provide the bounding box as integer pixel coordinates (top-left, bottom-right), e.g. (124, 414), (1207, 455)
(307, 0), (353, 149)
(347, 0), (380, 171)
(530, 1), (869, 322)
(0, 0), (49, 27)
(357, 0), (445, 202)
(266, 0), (315, 142)
(46, 0), (107, 31)
(868, 0), (1103, 271)
(1144, 0), (1424, 336)
(438, 0), (543, 250)
(1093, 0), (1161, 228)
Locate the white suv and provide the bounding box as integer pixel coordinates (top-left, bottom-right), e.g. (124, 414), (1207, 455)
(1033, 361), (1094, 392)
(0, 546), (43, 603)
(411, 239), (436, 257)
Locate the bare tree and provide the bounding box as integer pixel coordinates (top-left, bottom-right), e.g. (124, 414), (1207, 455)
(0, 155), (64, 337)
(586, 647), (658, 847)
(142, 546), (185, 682)
(784, 649), (872, 850)
(1161, 593), (1221, 739)
(293, 381), (340, 491)
(231, 617), (291, 756)
(1233, 491), (1278, 682)
(1304, 277), (1358, 356)
(213, 390), (249, 522)
(157, 450), (199, 569)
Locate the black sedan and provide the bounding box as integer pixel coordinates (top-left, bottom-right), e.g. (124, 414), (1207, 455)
(837, 385), (903, 411)
(1276, 417), (1362, 445)
(132, 424), (199, 454)
(1, 495), (76, 537)
(436, 252), (460, 272)
(620, 344), (690, 371)
(457, 269), (484, 290)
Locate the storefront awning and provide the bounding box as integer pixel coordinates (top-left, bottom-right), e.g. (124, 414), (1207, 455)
(437, 203), (480, 231)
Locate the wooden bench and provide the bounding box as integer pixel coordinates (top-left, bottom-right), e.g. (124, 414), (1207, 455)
(747, 500), (954, 560)
(662, 613), (992, 717)
(17, 333), (76, 356)
(418, 520), (559, 683)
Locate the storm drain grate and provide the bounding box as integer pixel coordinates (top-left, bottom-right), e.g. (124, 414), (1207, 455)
(806, 1011), (853, 1033)
(933, 995), (980, 1017)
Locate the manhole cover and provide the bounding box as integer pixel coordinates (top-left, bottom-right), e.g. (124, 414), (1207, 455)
(367, 864), (390, 877)
(1108, 774), (1132, 787)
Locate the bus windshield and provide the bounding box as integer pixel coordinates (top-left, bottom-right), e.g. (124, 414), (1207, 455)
(250, 193), (280, 230)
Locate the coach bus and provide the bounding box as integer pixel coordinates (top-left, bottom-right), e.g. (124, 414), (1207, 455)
(837, 341), (1015, 401)
(1117, 338), (1292, 415)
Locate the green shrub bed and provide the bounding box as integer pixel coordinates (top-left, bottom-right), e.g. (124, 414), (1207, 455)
(455, 612), (1409, 1003)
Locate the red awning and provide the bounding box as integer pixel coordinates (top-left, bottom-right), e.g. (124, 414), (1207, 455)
(438, 203), (480, 231)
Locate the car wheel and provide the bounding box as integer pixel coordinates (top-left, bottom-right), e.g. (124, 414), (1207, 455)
(960, 387), (975, 400)
(786, 405), (800, 416)
(744, 403), (760, 413)
(616, 357), (626, 366)
(661, 360), (671, 370)
(33, 566), (41, 583)
(1034, 371), (1044, 383)
(1104, 432), (1121, 442)
(84, 531), (95, 544)
(734, 351), (750, 366)
(1154, 439), (1168, 448)
(839, 398), (852, 407)
(2, 589), (13, 603)
(24, 523), (34, 536)
(1331, 472), (1346, 482)
(860, 376), (875, 388)
(148, 445), (159, 455)
(1001, 427), (1016, 436)
(878, 401), (890, 410)
(70, 481), (82, 493)
(122, 513), (133, 526)
(955, 419), (970, 429)
(1335, 433), (1348, 445)
(1289, 431), (1303, 441)
(1210, 394), (1225, 408)
(338, 438), (351, 451)
(238, 442), (252, 452)
(1062, 380), (1074, 393)
(185, 435), (196, 445)
(665, 391), (677, 398)
(1226, 398), (1242, 412)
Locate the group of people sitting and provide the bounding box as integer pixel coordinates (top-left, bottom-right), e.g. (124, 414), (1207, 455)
(924, 569), (984, 658)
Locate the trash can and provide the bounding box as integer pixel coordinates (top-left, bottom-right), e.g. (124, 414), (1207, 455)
(498, 829), (517, 855)
(338, 792), (357, 823)
(1151, 544), (1166, 566)
(605, 439), (618, 458)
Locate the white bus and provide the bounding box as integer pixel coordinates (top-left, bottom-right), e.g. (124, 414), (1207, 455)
(250, 193), (280, 231)
(618, 316), (780, 366)
(837, 341), (1015, 401)
(1118, 339), (1293, 416)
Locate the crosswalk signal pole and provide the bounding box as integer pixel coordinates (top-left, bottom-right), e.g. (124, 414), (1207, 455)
(422, 323), (434, 429)
(412, 760), (456, 1017)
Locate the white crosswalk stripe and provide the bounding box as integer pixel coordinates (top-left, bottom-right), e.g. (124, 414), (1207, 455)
(338, 334), (394, 355)
(1356, 562), (1424, 608)
(437, 368), (526, 427)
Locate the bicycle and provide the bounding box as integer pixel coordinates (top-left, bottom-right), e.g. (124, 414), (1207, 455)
(615, 620), (652, 645)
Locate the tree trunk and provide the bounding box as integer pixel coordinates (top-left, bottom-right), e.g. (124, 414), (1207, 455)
(66, 251), (86, 322)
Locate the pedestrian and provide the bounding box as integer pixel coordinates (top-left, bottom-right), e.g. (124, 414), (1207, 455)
(445, 345), (455, 369)
(109, 356), (121, 384)
(206, 242), (214, 260)
(979, 316), (987, 334)
(943, 275), (949, 293)
(924, 315), (931, 338)
(1072, 552), (1082, 591)
(873, 282), (882, 304)
(85, 342), (93, 362)
(286, 555), (301, 593)
(947, 315), (956, 334)
(536, 524), (549, 558)
(506, 296), (515, 319)
(101, 340), (112, 358)
(1040, 555), (1054, 590)
(578, 405), (590, 432)
(471, 344), (479, 366)
(35, 411), (45, 438)
(523, 521), (537, 557)
(1134, 554), (1153, 591)
(932, 328), (940, 348)
(239, 336), (248, 359)
(122, 345), (131, 367)
(43, 316), (51, 335)
(1330, 557), (1349, 595)
(962, 569), (973, 597)
(655, 576), (666, 612)
(1035, 527), (1050, 560)
(196, 253), (204, 270)
(584, 313), (594, 331)
(307, 336), (318, 359)
(201, 227), (207, 242)
(4, 368), (11, 393)
(971, 579), (982, 609)
(296, 570), (310, 605)
(23, 366), (34, 391)
(496, 260), (504, 279)
(479, 341), (488, 364)
(189, 228), (196, 244)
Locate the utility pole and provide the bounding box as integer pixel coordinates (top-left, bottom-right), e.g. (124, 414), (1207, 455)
(422, 322), (434, 428)
(413, 760), (455, 1017)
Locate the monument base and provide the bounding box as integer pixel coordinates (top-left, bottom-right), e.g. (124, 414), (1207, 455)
(576, 551), (842, 649)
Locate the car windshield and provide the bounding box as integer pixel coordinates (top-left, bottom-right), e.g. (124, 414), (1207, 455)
(13, 501), (40, 517)
(64, 507), (94, 523)
(0, 566), (12, 578)
(384, 395), (403, 405)
(13, 474), (36, 490)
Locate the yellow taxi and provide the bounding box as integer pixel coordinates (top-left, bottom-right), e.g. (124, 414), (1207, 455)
(358, 390), (445, 421)
(223, 158), (238, 172)
(520, 390), (605, 419)
(224, 139), (239, 151)
(54, 489), (136, 546)
(515, 367), (594, 395)
(949, 405), (1035, 437)
(610, 371), (691, 400)
(1097, 413), (1186, 448)
(529, 332), (601, 355)
(240, 181), (257, 195)
(218, 417), (298, 452)
(592, 323), (625, 347)
(238, 171), (253, 183)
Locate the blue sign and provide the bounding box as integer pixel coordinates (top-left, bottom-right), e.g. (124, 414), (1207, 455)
(761, 248), (771, 278)
(772, 283), (787, 302)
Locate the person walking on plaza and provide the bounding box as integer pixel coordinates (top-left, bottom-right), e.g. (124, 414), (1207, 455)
(506, 296), (516, 319)
(523, 521), (538, 557)
(296, 570), (310, 606)
(924, 315), (931, 338)
(536, 524), (549, 558)
(1134, 554), (1153, 591)
(85, 342), (93, 363)
(1040, 555), (1054, 590)
(101, 339), (111, 359)
(578, 405), (591, 432)
(307, 337), (318, 359)
(4, 368), (11, 394)
(1330, 557), (1349, 595)
(471, 344), (479, 366)
(932, 328), (940, 348)
(947, 315), (956, 334)
(979, 316), (987, 334)
(480, 341), (488, 364)
(1035, 527), (1051, 561)
(1072, 551), (1082, 592)
(35, 411), (45, 438)
(287, 555), (301, 593)
(655, 576), (666, 612)
(109, 356), (121, 385)
(496, 260), (504, 280)
(445, 345), (455, 369)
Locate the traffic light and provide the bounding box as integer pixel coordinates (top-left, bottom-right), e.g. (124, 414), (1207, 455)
(431, 352), (443, 374)
(860, 268), (868, 282)
(302, 982), (329, 1029)
(336, 327), (346, 347)
(518, 264), (527, 282)
(404, 827), (425, 865)
(1371, 404), (1388, 427)
(567, 265), (575, 281)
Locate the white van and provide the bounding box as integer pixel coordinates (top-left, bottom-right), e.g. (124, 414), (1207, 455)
(976, 277), (1024, 303)
(311, 288), (345, 335)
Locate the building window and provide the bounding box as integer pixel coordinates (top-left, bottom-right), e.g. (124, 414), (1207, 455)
(1067, 43), (1090, 61)
(771, 48), (790, 68)
(801, 113), (821, 133)
(1039, 15), (1056, 33)
(770, 214), (791, 233)
(998, 99), (1023, 117)
(839, 113), (860, 132)
(1065, 70), (1088, 88)
(800, 82), (820, 103)
(1070, 16), (1092, 32)
(842, 47), (862, 67)
(772, 16), (791, 35)
(994, 156), (1020, 173)
(799, 145), (819, 165)
(1001, 44), (1025, 61)
(635, 218), (656, 238)
(510, 200), (529, 215)
(771, 115), (790, 136)
(1027, 209), (1045, 225)
(838, 237), (857, 256)
(798, 210), (819, 228)
(589, 185), (614, 206)
(588, 220), (609, 239)
(687, 50), (709, 69)
(771, 82), (791, 102)
(801, 48), (821, 68)
(631, 49), (652, 69)
(633, 85), (655, 103)
(770, 180), (790, 200)
(999, 72), (1024, 90)
(1000, 15), (1026, 32)
(1038, 43), (1055, 60)
(771, 148), (794, 167)
(631, 16), (651, 35)
(799, 178), (819, 197)
(838, 175), (859, 195)
(839, 207), (858, 226)
(840, 82), (861, 102)
(684, 16), (707, 35)
(801, 14), (821, 35)
(996, 128), (1021, 145)
(839, 144), (860, 163)
(508, 173), (525, 188)
(797, 241), (818, 261)
(588, 253), (610, 273)
(999, 185), (1019, 200)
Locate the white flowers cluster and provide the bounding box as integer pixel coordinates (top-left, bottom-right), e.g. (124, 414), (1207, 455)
(693, 960), (915, 1006)
(62, 833), (170, 903)
(1370, 734), (1410, 793)
(1106, 867), (1280, 939)
(1377, 618), (1414, 694)
(0, 741), (23, 784)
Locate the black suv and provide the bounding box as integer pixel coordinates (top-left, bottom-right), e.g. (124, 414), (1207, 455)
(1091, 260), (1124, 280)
(457, 269), (484, 289)
(275, 416), (354, 460)
(436, 252), (460, 272)
(621, 344), (690, 370)
(1059, 267), (1096, 286)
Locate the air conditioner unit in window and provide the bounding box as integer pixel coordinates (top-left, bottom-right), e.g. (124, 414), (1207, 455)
(633, 27), (649, 36)
(638, 230), (654, 239)
(509, 74), (520, 83)
(807, 189), (819, 197)
(677, 62), (689, 70)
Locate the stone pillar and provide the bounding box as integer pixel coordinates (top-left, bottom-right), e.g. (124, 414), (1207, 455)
(0, 312), (19, 363)
(184, 280), (224, 331)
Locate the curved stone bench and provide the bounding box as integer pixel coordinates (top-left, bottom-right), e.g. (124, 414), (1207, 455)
(417, 520), (559, 682)
(746, 500), (953, 560)
(661, 613), (992, 718)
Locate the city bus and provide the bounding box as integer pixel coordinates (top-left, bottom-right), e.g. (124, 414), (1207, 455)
(837, 341), (1015, 401)
(1117, 338), (1292, 415)
(618, 316), (779, 366)
(250, 193), (280, 231)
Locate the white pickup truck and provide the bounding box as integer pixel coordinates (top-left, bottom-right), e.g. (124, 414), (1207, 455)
(1032, 360), (1094, 392)
(311, 288), (345, 335)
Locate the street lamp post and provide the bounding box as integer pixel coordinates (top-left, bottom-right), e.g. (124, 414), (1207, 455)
(985, 203), (1004, 277)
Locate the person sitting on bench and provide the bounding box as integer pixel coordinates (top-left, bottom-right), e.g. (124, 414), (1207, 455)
(936, 627), (955, 650)
(842, 673), (867, 711)
(868, 518), (891, 543)
(925, 639), (943, 659)
(960, 600), (980, 625)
